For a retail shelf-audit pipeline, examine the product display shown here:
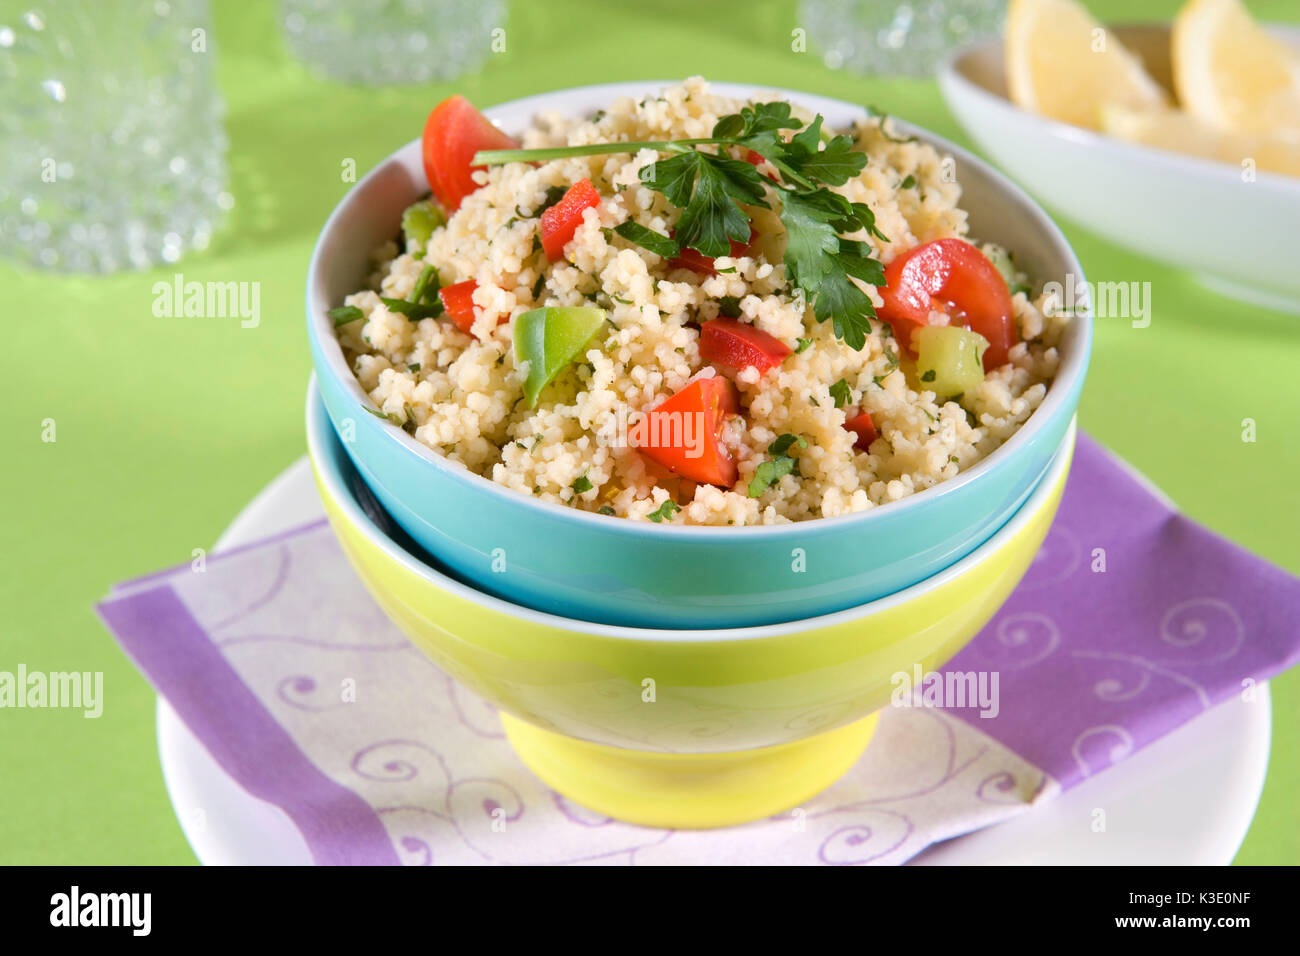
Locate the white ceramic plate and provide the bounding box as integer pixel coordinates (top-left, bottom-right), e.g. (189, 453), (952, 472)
(156, 456), (1271, 865)
(940, 24), (1300, 313)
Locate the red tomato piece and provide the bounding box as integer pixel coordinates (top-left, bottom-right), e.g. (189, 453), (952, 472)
(439, 279), (480, 334)
(700, 317), (792, 374)
(876, 238), (1017, 371)
(844, 411), (878, 451)
(741, 148), (778, 182)
(540, 179), (601, 261)
(635, 377), (739, 488)
(422, 95), (519, 212)
(668, 224), (755, 275)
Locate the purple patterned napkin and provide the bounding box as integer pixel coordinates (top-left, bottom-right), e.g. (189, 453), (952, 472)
(96, 434), (1300, 865)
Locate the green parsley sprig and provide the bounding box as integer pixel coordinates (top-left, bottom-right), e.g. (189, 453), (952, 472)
(472, 101), (889, 350)
(748, 433), (808, 498)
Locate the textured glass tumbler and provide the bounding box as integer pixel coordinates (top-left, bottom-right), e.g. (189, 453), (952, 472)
(0, 1), (231, 273)
(800, 0), (1005, 76)
(280, 0), (507, 86)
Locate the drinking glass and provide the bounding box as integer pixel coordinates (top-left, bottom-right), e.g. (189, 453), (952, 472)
(800, 0), (1005, 76)
(0, 0), (231, 273)
(279, 0), (507, 86)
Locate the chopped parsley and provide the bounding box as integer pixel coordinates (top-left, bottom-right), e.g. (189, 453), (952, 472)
(768, 433), (808, 456)
(647, 500), (681, 523)
(571, 474), (593, 494)
(328, 305), (364, 326)
(921, 369), (936, 383)
(717, 296), (742, 318)
(749, 458), (795, 498)
(829, 378), (851, 408)
(381, 264), (443, 320)
(866, 105), (919, 144)
(407, 363), (421, 373)
(613, 221), (679, 258)
(597, 504), (616, 515)
(362, 405), (402, 427)
(535, 185), (567, 216)
(748, 433), (808, 498)
(795, 337), (814, 353)
(900, 174), (917, 190)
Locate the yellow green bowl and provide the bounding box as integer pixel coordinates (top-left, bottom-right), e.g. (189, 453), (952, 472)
(307, 377), (1075, 829)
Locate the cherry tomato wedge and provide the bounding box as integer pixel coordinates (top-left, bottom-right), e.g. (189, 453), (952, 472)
(422, 95), (519, 212)
(700, 317), (791, 374)
(540, 179), (601, 261)
(844, 411), (878, 451)
(439, 279), (486, 335)
(635, 377), (739, 488)
(668, 224), (755, 276)
(876, 238), (1017, 371)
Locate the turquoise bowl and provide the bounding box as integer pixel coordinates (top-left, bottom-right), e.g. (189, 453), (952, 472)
(305, 82), (1092, 629)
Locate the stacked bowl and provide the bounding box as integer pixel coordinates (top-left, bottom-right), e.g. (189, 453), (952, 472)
(304, 83), (1092, 829)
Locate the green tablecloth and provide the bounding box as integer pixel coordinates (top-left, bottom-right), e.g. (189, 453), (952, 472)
(3, 0), (1296, 864)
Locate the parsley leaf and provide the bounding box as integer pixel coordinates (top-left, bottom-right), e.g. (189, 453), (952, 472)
(795, 337), (813, 353)
(769, 433), (808, 456)
(829, 378), (851, 408)
(777, 187), (841, 289)
(807, 258), (876, 351)
(717, 296), (742, 318)
(571, 474), (593, 494)
(328, 305), (364, 326)
(647, 500), (681, 523)
(779, 116), (868, 185)
(639, 151), (700, 208)
(748, 456), (796, 497)
(749, 434), (808, 497)
(613, 221), (680, 258)
(644, 151), (767, 258)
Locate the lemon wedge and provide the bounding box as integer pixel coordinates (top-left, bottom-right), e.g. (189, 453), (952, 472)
(1005, 0), (1167, 130)
(1173, 0), (1300, 134)
(1101, 104), (1300, 177)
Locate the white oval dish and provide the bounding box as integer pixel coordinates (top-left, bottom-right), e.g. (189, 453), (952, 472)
(940, 23), (1300, 313)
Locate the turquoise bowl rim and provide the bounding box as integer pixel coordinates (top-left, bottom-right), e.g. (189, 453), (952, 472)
(308, 373), (1079, 643)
